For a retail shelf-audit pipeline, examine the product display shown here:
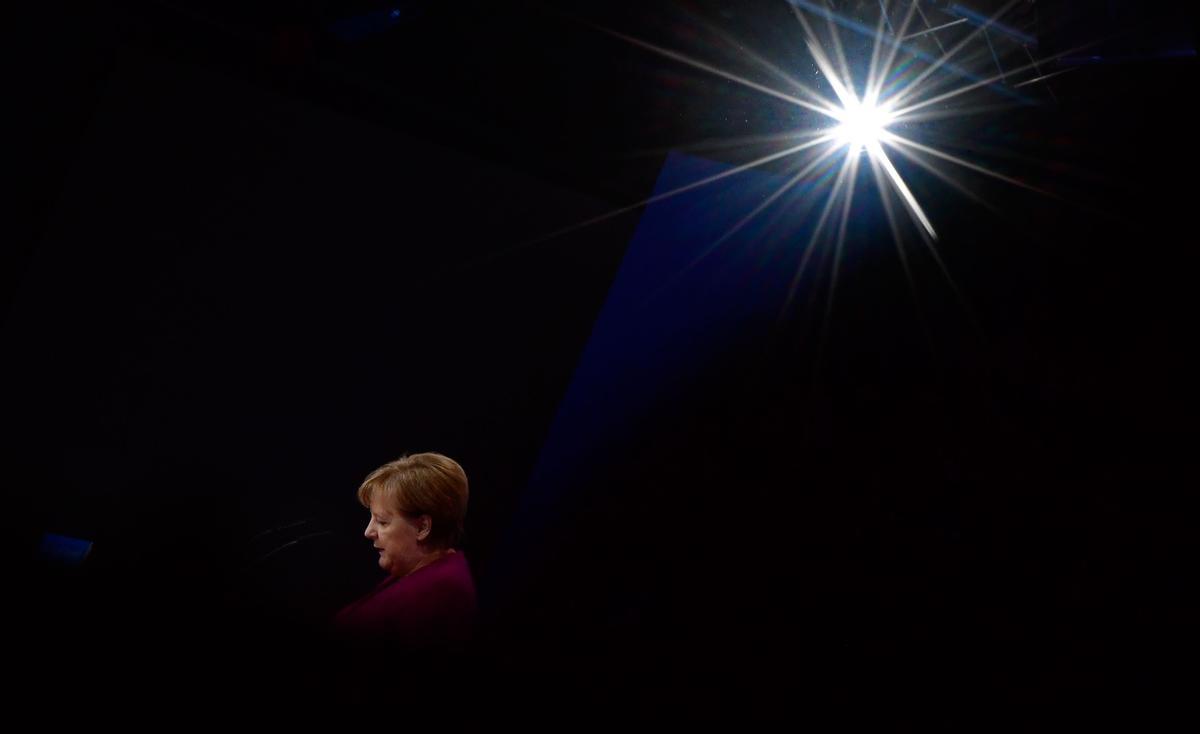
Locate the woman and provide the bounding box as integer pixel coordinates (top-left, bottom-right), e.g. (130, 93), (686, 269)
(331, 452), (478, 651)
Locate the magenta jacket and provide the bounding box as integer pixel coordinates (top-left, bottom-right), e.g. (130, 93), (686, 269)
(331, 551), (478, 650)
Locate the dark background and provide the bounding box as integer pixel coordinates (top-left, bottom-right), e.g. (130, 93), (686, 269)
(7, 0), (1197, 725)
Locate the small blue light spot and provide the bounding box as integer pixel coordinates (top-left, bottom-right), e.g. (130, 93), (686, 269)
(391, 9), (400, 18)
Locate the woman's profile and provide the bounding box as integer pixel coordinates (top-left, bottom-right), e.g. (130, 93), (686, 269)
(331, 452), (478, 652)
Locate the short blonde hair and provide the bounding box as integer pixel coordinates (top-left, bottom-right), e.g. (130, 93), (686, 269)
(357, 453), (469, 549)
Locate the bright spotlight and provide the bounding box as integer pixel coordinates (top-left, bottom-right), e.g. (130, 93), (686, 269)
(832, 98), (894, 153)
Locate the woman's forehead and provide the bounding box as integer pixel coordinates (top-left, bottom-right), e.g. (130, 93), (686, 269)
(369, 493), (396, 514)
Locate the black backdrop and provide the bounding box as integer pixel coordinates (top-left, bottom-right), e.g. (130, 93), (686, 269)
(7, 1), (1197, 726)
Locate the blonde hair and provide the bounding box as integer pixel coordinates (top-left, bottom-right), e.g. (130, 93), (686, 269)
(357, 453), (469, 549)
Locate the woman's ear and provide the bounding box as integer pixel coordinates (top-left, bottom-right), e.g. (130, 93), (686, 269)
(414, 514), (433, 542)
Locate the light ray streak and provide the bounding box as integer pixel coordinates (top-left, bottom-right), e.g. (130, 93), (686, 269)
(696, 16), (838, 109)
(982, 28), (1007, 82)
(913, 2), (947, 55)
(821, 0), (859, 97)
(894, 42), (1016, 108)
(877, 56), (924, 100)
(877, 135), (999, 212)
(875, 0), (895, 36)
(511, 136), (838, 255)
(808, 41), (855, 109)
(864, 1), (893, 106)
(636, 146), (845, 310)
(868, 1), (921, 105)
(867, 148), (970, 365)
(820, 151), (862, 341)
(890, 101), (1026, 124)
(1019, 44), (1058, 101)
(868, 152), (920, 299)
(882, 0), (1023, 111)
(945, 2), (1037, 47)
(806, 151), (862, 392)
(789, 4), (855, 108)
(789, 0), (1029, 105)
(626, 129), (833, 158)
(1013, 66), (1077, 89)
(901, 127), (1098, 183)
(869, 151), (978, 351)
(869, 141), (936, 238)
(781, 154), (855, 317)
(689, 146), (845, 268)
(883, 132), (1056, 199)
(900, 18), (967, 41)
(598, 26), (840, 118)
(888, 41), (1097, 120)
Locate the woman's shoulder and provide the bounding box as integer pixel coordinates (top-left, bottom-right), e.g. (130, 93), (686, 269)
(388, 551), (477, 600)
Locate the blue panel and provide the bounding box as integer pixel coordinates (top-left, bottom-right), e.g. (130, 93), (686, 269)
(486, 149), (849, 601)
(37, 533), (93, 567)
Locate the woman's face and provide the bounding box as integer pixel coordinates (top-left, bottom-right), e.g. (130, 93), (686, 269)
(364, 494), (429, 577)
